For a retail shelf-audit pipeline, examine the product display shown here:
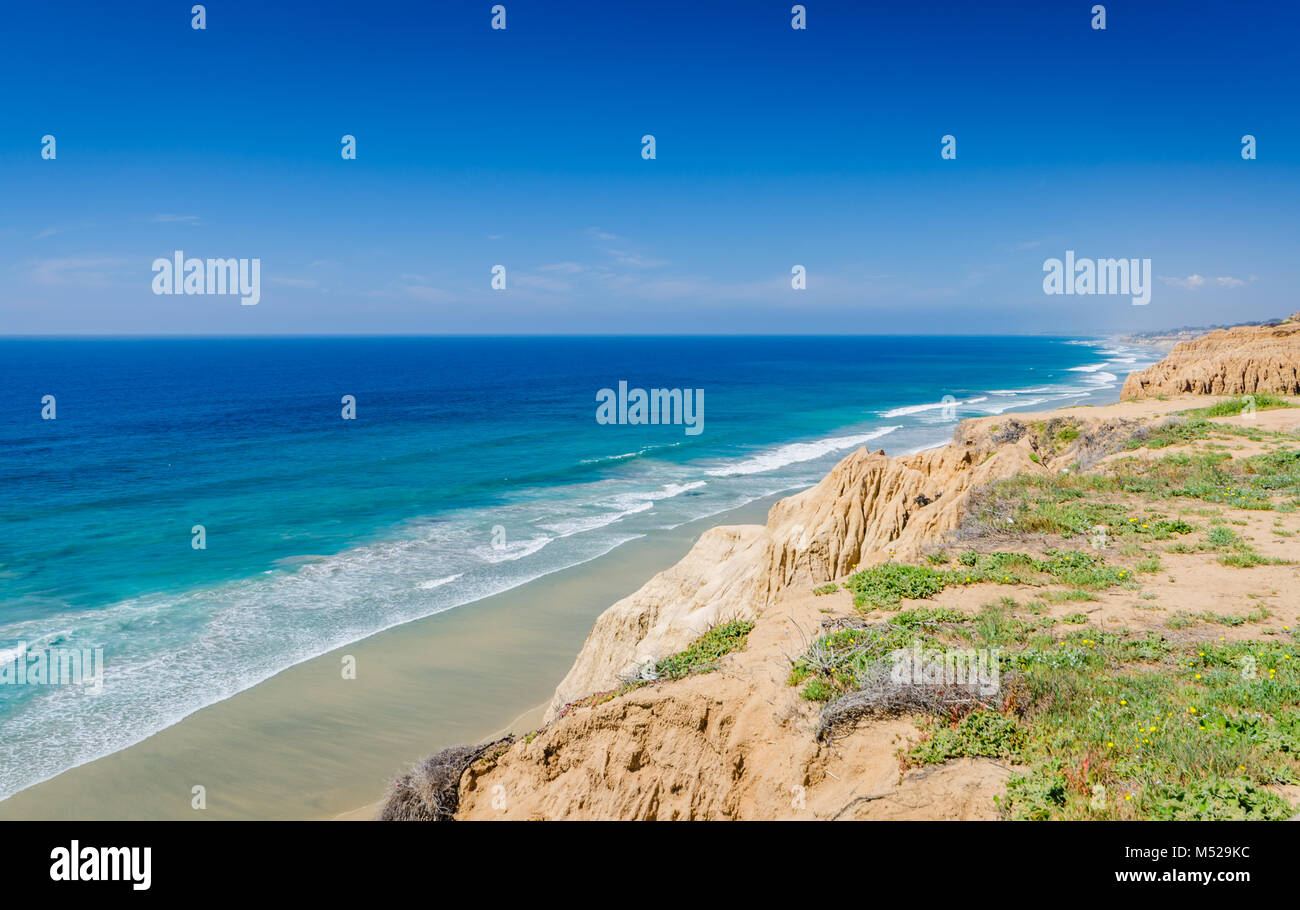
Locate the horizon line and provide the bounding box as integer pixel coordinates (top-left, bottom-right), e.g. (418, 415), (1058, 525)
(0, 331), (1123, 340)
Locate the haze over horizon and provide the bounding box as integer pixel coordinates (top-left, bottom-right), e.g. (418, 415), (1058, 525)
(3, 0), (1296, 336)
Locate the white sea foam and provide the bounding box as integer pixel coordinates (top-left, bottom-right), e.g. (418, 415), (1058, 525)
(705, 426), (901, 477)
(987, 386), (1053, 395)
(537, 481), (708, 537)
(417, 573), (463, 590)
(878, 397), (988, 418)
(474, 535), (552, 563)
(580, 442), (682, 465)
(539, 506), (650, 537)
(975, 397), (1049, 414)
(0, 522), (649, 803)
(0, 643), (26, 665)
(598, 480), (707, 510)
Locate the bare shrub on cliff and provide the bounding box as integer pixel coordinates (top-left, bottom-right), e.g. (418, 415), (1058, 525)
(380, 736), (513, 821)
(816, 661), (1023, 742)
(949, 483), (1024, 543)
(990, 420), (1027, 446)
(1059, 418), (1140, 470)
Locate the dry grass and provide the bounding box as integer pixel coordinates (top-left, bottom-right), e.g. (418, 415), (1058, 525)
(380, 736), (513, 821)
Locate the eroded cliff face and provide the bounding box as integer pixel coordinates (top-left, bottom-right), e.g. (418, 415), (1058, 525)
(438, 395), (1296, 821)
(457, 411), (1147, 821)
(545, 417), (1089, 717)
(377, 325), (1300, 821)
(543, 524), (774, 721)
(1121, 314), (1300, 400)
(763, 434), (1042, 588)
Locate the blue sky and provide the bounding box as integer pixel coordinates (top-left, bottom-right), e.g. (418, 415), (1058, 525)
(2, 0), (1297, 335)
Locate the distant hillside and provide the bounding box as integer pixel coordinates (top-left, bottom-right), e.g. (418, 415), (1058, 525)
(1115, 316), (1289, 352)
(1121, 313), (1300, 399)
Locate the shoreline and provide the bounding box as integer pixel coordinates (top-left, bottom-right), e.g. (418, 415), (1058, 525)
(0, 344), (1149, 819)
(0, 493), (783, 820)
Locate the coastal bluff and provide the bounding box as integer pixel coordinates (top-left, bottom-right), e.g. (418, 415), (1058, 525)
(381, 326), (1300, 821)
(1120, 313), (1300, 400)
(542, 427), (1045, 719)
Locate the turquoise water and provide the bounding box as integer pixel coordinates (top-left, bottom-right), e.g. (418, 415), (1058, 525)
(0, 335), (1155, 799)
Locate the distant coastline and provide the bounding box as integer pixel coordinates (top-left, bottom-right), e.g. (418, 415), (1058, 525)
(1112, 316), (1290, 352)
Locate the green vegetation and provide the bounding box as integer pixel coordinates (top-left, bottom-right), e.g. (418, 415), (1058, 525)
(844, 550), (1135, 611)
(812, 582), (839, 596)
(654, 619), (755, 680)
(1124, 415), (1283, 450)
(1111, 450), (1300, 510)
(799, 677), (838, 701)
(996, 633), (1300, 820)
(1196, 525), (1290, 568)
(1164, 609), (1270, 631)
(788, 619), (929, 700)
(1184, 394), (1294, 419)
(796, 424), (1300, 820)
(1039, 418), (1081, 452)
(568, 618), (760, 712)
(874, 611), (1300, 820)
(845, 563), (948, 608)
(908, 711), (1027, 765)
(791, 554), (1300, 818)
(1043, 588), (1099, 602)
(968, 449), (1300, 546)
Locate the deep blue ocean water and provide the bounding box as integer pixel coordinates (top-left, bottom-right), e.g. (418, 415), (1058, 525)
(0, 335), (1156, 799)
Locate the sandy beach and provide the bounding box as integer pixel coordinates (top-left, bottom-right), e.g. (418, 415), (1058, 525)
(0, 495), (780, 820)
(0, 376), (1139, 821)
(0, 496), (780, 826)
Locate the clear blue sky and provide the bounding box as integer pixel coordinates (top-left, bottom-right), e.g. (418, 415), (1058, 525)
(2, 0), (1296, 335)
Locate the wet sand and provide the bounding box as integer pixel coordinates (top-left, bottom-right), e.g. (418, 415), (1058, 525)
(0, 495), (780, 820)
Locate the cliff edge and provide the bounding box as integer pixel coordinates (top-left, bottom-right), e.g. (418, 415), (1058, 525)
(381, 327), (1300, 821)
(1120, 313), (1300, 400)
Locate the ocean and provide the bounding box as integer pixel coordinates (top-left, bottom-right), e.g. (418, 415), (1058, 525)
(0, 335), (1156, 800)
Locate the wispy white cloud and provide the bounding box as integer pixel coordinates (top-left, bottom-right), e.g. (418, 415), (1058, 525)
(1158, 274), (1207, 290)
(358, 273), (447, 302)
(515, 272), (577, 292)
(402, 284), (445, 301)
(33, 222), (97, 240)
(151, 214), (201, 225)
(1158, 273), (1252, 290)
(538, 262), (584, 275)
(605, 249), (669, 268)
(28, 256), (127, 288)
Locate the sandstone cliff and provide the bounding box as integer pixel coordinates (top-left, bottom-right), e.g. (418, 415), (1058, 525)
(1120, 313), (1300, 399)
(434, 407), (1181, 820)
(545, 426), (1051, 717)
(439, 397), (1300, 820)
(379, 323), (1300, 821)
